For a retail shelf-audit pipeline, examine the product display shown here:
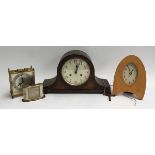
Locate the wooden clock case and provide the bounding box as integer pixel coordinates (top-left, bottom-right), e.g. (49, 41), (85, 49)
(113, 55), (146, 100)
(43, 50), (112, 101)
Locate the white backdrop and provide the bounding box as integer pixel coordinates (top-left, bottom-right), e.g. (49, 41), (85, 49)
(0, 46), (154, 109)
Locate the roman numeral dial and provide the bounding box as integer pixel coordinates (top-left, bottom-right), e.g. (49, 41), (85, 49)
(61, 58), (90, 86)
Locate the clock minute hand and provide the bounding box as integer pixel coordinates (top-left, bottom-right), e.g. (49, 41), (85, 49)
(75, 64), (79, 74)
(127, 65), (131, 72)
(18, 77), (25, 87)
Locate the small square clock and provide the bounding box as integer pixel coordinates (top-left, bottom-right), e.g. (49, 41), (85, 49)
(22, 83), (45, 102)
(8, 66), (35, 98)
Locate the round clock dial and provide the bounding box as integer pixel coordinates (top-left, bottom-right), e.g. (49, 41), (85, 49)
(123, 63), (138, 85)
(13, 73), (33, 90)
(61, 58), (90, 86)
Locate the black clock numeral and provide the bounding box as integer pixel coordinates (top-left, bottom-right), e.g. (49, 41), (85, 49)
(84, 65), (87, 69)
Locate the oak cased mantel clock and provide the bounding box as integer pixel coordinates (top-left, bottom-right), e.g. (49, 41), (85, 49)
(43, 50), (112, 101)
(113, 55), (146, 100)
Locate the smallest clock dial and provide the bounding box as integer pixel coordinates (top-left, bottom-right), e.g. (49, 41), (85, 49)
(123, 63), (138, 86)
(61, 58), (90, 86)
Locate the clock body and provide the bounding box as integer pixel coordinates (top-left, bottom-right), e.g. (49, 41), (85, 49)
(8, 67), (35, 98)
(22, 83), (45, 102)
(113, 55), (146, 100)
(43, 50), (112, 101)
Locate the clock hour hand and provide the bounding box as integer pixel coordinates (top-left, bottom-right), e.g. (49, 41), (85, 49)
(129, 69), (134, 76)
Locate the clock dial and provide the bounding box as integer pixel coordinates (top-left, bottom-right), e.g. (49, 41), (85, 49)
(123, 63), (138, 85)
(61, 58), (90, 86)
(13, 73), (33, 90)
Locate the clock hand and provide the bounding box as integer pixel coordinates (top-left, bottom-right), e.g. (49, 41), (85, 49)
(21, 77), (24, 83)
(18, 81), (23, 87)
(18, 83), (22, 86)
(75, 64), (79, 74)
(127, 65), (131, 72)
(18, 77), (25, 87)
(129, 69), (134, 77)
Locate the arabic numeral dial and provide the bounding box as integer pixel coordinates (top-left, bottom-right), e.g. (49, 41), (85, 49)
(61, 58), (90, 86)
(123, 63), (138, 85)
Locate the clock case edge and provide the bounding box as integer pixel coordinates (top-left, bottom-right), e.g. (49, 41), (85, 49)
(43, 50), (112, 101)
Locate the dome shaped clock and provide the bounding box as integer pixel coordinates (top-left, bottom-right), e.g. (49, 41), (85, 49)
(43, 50), (112, 101)
(113, 55), (146, 100)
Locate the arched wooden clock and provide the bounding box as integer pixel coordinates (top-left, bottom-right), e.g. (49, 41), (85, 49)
(113, 55), (146, 100)
(43, 50), (112, 101)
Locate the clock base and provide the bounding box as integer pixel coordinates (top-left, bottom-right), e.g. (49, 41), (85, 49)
(43, 77), (112, 101)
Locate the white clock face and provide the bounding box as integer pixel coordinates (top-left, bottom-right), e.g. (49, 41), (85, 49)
(123, 63), (138, 85)
(61, 58), (91, 86)
(13, 73), (33, 90)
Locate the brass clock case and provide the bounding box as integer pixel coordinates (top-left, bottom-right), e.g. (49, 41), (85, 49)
(8, 66), (35, 98)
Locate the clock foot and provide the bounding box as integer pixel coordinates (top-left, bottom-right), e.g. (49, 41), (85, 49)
(108, 96), (111, 101)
